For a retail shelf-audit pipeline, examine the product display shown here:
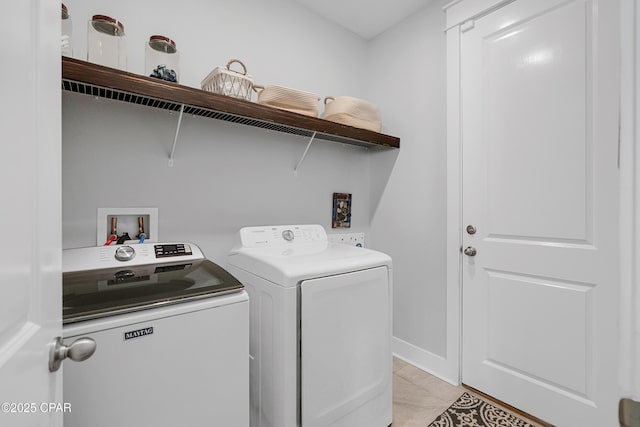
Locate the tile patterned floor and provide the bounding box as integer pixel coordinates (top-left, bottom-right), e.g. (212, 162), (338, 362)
(392, 357), (545, 427)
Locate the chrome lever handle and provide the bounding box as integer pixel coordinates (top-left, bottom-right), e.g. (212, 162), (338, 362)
(49, 336), (97, 372)
(463, 246), (477, 257)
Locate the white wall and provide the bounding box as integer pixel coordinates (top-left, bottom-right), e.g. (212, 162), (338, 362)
(367, 1), (453, 381)
(64, 0), (368, 96)
(62, 0), (377, 264)
(62, 0), (454, 381)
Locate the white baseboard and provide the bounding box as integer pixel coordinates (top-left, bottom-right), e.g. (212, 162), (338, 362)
(392, 336), (459, 386)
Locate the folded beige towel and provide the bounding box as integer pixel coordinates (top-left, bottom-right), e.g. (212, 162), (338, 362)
(254, 85), (320, 117)
(323, 96), (381, 132)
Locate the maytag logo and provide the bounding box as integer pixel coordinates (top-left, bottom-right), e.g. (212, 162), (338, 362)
(124, 327), (154, 341)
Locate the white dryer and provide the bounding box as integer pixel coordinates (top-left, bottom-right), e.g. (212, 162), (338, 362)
(227, 224), (392, 427)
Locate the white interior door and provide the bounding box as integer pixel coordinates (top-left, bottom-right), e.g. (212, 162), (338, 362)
(461, 0), (619, 425)
(0, 1), (62, 425)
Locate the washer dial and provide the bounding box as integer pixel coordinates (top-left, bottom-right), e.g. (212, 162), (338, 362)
(114, 245), (136, 262)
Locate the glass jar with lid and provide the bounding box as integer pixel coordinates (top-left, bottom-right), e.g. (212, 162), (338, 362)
(61, 4), (72, 57)
(87, 14), (127, 70)
(145, 35), (179, 83)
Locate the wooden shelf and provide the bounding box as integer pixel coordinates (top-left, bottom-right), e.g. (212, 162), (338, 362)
(61, 57), (400, 149)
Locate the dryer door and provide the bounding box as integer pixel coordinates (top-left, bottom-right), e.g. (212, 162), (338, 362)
(300, 266), (392, 427)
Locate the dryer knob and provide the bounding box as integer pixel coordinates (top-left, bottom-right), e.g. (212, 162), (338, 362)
(115, 245), (136, 262)
(282, 230), (294, 242)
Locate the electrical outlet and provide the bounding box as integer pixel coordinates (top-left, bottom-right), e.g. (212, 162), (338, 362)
(97, 207), (158, 245)
(327, 232), (365, 247)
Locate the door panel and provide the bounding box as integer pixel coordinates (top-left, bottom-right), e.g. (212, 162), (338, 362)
(461, 0), (619, 425)
(485, 271), (591, 395)
(484, 0), (588, 242)
(0, 1), (61, 425)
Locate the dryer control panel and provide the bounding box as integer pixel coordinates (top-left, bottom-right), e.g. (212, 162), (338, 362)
(238, 225), (327, 248)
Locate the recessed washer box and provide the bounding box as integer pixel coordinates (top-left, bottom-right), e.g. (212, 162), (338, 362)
(97, 207), (158, 245)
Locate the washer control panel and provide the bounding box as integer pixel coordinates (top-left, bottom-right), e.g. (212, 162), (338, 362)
(155, 243), (192, 258)
(63, 242), (204, 273)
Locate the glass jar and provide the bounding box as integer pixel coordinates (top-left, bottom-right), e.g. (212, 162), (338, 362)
(87, 15), (126, 70)
(145, 35), (179, 83)
(61, 4), (72, 57)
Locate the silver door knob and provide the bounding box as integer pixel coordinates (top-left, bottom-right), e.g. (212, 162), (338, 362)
(463, 246), (477, 256)
(49, 336), (97, 372)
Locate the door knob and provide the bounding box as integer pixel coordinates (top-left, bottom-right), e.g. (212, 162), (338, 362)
(49, 336), (97, 372)
(463, 246), (477, 256)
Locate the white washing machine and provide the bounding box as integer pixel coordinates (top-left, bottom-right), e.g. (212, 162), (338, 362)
(62, 242), (249, 427)
(227, 225), (392, 427)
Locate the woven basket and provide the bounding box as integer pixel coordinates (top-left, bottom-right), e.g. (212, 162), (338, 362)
(201, 59), (253, 101)
(323, 96), (381, 132)
(253, 84), (320, 117)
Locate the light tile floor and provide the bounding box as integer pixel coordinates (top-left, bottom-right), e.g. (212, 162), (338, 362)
(392, 357), (545, 427)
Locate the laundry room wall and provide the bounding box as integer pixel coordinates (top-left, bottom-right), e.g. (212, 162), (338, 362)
(366, 1), (453, 382)
(61, 0), (377, 263)
(62, 0), (454, 383)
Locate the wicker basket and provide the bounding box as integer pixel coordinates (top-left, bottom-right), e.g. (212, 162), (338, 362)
(201, 59), (253, 101)
(323, 96), (381, 132)
(253, 84), (320, 117)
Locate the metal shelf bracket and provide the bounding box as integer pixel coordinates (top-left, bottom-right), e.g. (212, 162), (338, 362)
(168, 104), (185, 167)
(294, 132), (317, 175)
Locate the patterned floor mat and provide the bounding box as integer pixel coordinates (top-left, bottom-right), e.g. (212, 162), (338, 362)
(427, 392), (536, 427)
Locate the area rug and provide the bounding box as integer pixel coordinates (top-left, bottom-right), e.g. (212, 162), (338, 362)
(427, 392), (536, 427)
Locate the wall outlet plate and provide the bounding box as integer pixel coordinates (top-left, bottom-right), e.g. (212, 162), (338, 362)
(97, 207), (158, 246)
(327, 232), (365, 247)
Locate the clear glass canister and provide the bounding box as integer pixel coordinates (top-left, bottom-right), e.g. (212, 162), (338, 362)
(145, 35), (179, 83)
(61, 4), (72, 57)
(87, 15), (126, 70)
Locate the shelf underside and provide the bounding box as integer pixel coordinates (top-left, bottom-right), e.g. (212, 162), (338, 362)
(61, 58), (400, 149)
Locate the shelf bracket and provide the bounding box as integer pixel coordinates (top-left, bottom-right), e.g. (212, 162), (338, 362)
(294, 132), (317, 175)
(168, 104), (185, 167)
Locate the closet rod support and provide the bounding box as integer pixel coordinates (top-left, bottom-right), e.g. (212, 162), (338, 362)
(294, 132), (317, 175)
(168, 104), (185, 167)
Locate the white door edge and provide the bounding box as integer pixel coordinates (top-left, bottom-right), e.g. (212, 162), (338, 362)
(618, 0), (640, 402)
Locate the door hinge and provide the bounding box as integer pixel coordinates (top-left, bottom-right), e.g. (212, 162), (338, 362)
(461, 20), (475, 33)
(620, 398), (640, 427)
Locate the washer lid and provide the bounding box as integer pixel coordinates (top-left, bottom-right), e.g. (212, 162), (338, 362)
(63, 258), (244, 324)
(228, 240), (392, 287)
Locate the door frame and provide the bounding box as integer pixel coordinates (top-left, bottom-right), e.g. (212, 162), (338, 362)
(445, 0), (636, 400)
(619, 0), (640, 401)
(444, 0), (518, 386)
